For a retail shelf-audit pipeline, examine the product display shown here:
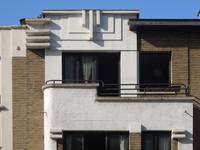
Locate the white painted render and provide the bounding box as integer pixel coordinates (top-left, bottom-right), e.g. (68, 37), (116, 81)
(45, 50), (62, 81)
(39, 10), (193, 150)
(43, 86), (193, 150)
(44, 11), (137, 51)
(0, 29), (26, 150)
(44, 10), (138, 85)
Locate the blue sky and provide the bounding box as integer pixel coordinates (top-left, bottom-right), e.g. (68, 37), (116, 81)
(0, 0), (199, 25)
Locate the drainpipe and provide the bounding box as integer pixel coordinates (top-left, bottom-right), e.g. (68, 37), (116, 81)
(187, 30), (191, 95)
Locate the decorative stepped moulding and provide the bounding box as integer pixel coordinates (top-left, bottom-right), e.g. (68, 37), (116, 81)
(26, 29), (51, 49)
(172, 129), (186, 139)
(60, 10), (122, 41)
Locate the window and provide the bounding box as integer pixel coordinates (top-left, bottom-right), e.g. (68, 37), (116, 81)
(142, 131), (171, 150)
(63, 53), (120, 96)
(63, 132), (129, 150)
(63, 55), (97, 81)
(139, 52), (171, 89)
(62, 53), (119, 84)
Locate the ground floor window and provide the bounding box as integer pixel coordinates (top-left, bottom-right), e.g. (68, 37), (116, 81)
(142, 131), (171, 150)
(63, 132), (129, 150)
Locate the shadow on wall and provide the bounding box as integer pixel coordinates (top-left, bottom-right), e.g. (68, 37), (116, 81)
(179, 130), (193, 144)
(0, 105), (9, 111)
(138, 30), (200, 50)
(193, 104), (200, 150)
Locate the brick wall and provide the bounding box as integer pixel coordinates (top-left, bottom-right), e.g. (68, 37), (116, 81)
(130, 133), (141, 150)
(57, 140), (63, 150)
(138, 30), (200, 150)
(171, 139), (178, 150)
(138, 30), (189, 85)
(12, 49), (45, 150)
(190, 31), (200, 150)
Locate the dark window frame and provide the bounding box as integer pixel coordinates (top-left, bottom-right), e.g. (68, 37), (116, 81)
(62, 131), (129, 150)
(139, 51), (171, 88)
(62, 53), (120, 83)
(142, 131), (171, 150)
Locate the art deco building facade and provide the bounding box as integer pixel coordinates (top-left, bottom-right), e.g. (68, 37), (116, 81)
(0, 9), (200, 150)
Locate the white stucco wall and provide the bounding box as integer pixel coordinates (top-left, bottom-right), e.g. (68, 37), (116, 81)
(45, 12), (137, 51)
(43, 86), (193, 150)
(44, 11), (138, 85)
(0, 28), (26, 150)
(40, 10), (193, 150)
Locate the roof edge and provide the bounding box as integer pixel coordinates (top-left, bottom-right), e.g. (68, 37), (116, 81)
(0, 25), (27, 30)
(42, 9), (140, 15)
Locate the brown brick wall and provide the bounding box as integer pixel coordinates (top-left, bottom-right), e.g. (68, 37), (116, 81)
(190, 31), (200, 150)
(130, 133), (141, 150)
(57, 140), (63, 150)
(13, 49), (45, 150)
(138, 30), (200, 150)
(171, 139), (178, 150)
(138, 30), (189, 85)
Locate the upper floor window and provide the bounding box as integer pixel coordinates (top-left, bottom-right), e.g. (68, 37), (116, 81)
(139, 52), (171, 88)
(62, 53), (119, 85)
(63, 55), (97, 81)
(142, 131), (171, 150)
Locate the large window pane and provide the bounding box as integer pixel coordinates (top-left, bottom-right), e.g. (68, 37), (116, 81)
(108, 134), (129, 150)
(63, 55), (96, 81)
(63, 132), (129, 150)
(65, 134), (84, 150)
(139, 52), (171, 87)
(142, 131), (171, 150)
(143, 134), (154, 150)
(85, 133), (105, 150)
(158, 134), (171, 150)
(63, 53), (119, 84)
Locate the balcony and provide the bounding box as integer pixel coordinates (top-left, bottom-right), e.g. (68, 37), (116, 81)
(43, 79), (193, 144)
(44, 80), (189, 97)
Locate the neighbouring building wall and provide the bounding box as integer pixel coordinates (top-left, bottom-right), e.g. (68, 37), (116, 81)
(138, 29), (200, 150)
(138, 30), (189, 85)
(190, 31), (200, 150)
(0, 28), (26, 150)
(12, 49), (45, 150)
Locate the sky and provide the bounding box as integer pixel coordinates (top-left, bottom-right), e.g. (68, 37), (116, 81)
(0, 0), (199, 25)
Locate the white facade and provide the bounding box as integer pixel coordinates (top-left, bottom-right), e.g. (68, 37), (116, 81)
(36, 10), (194, 150)
(0, 28), (26, 150)
(43, 85), (193, 150)
(0, 9), (194, 150)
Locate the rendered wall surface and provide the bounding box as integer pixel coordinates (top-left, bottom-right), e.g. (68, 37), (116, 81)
(0, 29), (26, 150)
(43, 87), (193, 150)
(45, 12), (137, 51)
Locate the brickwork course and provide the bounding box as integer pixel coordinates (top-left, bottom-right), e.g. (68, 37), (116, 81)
(12, 49), (45, 150)
(138, 30), (200, 150)
(130, 133), (141, 150)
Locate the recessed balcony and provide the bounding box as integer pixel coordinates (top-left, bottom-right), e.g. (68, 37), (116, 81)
(43, 80), (189, 97)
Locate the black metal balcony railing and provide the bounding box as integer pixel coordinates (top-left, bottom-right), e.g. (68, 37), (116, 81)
(45, 80), (189, 96)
